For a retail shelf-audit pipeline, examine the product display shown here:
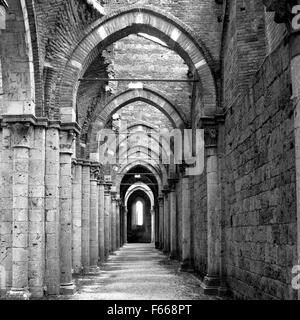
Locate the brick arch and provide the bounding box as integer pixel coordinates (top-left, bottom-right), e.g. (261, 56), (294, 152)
(99, 88), (184, 126)
(119, 143), (162, 158)
(55, 6), (218, 122)
(118, 150), (168, 181)
(118, 145), (169, 170)
(116, 160), (165, 194)
(125, 183), (155, 209)
(120, 147), (166, 174)
(116, 127), (174, 161)
(88, 88), (184, 153)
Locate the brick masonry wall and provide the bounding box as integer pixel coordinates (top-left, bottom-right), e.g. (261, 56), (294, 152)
(102, 0), (223, 62)
(115, 101), (173, 131)
(223, 39), (297, 300)
(112, 34), (191, 122)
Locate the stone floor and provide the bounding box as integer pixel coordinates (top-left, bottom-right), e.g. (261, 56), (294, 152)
(51, 243), (216, 300)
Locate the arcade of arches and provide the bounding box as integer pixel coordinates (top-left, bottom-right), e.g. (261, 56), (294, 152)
(0, 0), (300, 300)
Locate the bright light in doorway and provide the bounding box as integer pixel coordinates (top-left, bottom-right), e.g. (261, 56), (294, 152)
(136, 201), (143, 226)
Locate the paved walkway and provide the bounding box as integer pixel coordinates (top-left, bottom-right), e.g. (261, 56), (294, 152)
(56, 243), (215, 300)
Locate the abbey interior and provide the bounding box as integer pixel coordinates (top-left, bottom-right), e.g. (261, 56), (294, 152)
(0, 0), (300, 301)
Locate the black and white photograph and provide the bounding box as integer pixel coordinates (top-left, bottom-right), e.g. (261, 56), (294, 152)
(0, 0), (300, 311)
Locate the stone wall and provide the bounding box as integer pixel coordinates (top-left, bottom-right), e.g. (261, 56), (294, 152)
(223, 35), (296, 300)
(112, 34), (191, 122)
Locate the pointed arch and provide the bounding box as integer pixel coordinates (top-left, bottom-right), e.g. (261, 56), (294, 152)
(54, 6), (218, 122)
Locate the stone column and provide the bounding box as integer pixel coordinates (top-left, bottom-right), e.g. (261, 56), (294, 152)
(72, 160), (82, 274)
(201, 127), (221, 295)
(45, 122), (60, 295)
(89, 163), (100, 273)
(119, 202), (124, 247)
(104, 182), (112, 259)
(155, 205), (160, 249)
(98, 181), (105, 264)
(81, 161), (91, 273)
(110, 191), (117, 253)
(151, 208), (155, 244)
(116, 198), (121, 250)
(59, 130), (76, 295)
(28, 123), (46, 298)
(0, 125), (13, 295)
(181, 175), (192, 271)
(158, 196), (164, 250)
(169, 180), (178, 259)
(124, 208), (128, 245)
(7, 123), (32, 300)
(162, 188), (170, 254)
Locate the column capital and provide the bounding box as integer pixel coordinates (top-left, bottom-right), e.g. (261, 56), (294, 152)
(162, 186), (170, 195)
(90, 162), (101, 181)
(82, 160), (91, 167)
(199, 114), (224, 148)
(9, 122), (33, 149)
(59, 130), (76, 155)
(104, 182), (112, 194)
(158, 195), (164, 204)
(168, 178), (178, 191)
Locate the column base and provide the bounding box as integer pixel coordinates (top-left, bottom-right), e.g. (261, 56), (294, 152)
(7, 288), (31, 300)
(84, 266), (100, 275)
(201, 275), (221, 296)
(29, 286), (44, 299)
(155, 242), (159, 249)
(73, 267), (83, 275)
(60, 283), (76, 295)
(170, 252), (177, 260)
(180, 261), (194, 273)
(218, 285), (229, 297)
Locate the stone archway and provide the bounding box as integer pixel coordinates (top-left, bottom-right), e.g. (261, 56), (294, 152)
(54, 6), (218, 122)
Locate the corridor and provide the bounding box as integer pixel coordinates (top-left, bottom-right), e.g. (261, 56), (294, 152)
(1, 0), (300, 301)
(57, 244), (213, 300)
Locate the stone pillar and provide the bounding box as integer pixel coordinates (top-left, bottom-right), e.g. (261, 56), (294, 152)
(155, 205), (160, 249)
(45, 122), (60, 295)
(158, 196), (164, 250)
(7, 123), (32, 300)
(116, 198), (121, 250)
(119, 202), (124, 247)
(110, 191), (117, 253)
(0, 125), (13, 295)
(162, 188), (170, 254)
(28, 124), (46, 298)
(201, 127), (221, 295)
(59, 130), (76, 295)
(81, 161), (91, 273)
(151, 209), (155, 244)
(72, 160), (82, 274)
(98, 181), (105, 264)
(169, 180), (178, 259)
(181, 175), (192, 271)
(124, 208), (128, 245)
(89, 163), (100, 273)
(104, 183), (112, 259)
